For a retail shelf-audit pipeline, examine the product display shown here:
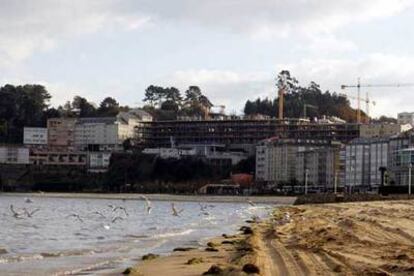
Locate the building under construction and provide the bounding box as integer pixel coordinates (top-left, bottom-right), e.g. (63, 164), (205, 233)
(136, 118), (360, 154)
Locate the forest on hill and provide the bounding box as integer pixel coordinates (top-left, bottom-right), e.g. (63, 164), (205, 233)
(244, 70), (369, 123)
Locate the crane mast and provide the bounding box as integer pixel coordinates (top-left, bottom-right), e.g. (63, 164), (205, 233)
(278, 87), (284, 120)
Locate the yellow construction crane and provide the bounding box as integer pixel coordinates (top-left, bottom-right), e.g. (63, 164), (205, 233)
(341, 79), (414, 123)
(339, 93), (376, 122)
(278, 87), (284, 120)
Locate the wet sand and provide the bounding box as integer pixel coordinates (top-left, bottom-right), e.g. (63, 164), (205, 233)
(1, 192), (296, 204)
(131, 200), (414, 275)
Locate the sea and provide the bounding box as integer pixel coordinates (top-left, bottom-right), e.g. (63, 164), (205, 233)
(0, 195), (272, 275)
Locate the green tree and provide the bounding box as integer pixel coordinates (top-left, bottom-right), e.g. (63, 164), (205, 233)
(0, 84), (52, 143)
(98, 97), (119, 116)
(72, 96), (96, 117)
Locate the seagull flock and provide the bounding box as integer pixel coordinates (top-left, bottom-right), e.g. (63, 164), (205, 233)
(7, 196), (260, 228)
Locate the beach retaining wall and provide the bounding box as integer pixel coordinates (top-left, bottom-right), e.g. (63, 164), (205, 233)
(294, 193), (414, 205)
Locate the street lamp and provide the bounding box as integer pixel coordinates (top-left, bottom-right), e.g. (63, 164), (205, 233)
(305, 168), (309, 195)
(409, 163), (412, 196)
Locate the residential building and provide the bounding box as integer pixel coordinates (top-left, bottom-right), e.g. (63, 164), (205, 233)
(74, 110), (151, 151)
(398, 112), (414, 126)
(345, 138), (389, 191)
(0, 146), (30, 164)
(388, 133), (414, 186)
(256, 138), (340, 190)
(359, 123), (411, 138)
(23, 127), (48, 145)
(47, 118), (77, 150)
(296, 145), (340, 191)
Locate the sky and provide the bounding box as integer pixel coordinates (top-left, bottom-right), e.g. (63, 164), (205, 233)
(1, 0), (414, 117)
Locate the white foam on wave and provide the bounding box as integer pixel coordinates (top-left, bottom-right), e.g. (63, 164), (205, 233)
(151, 229), (195, 239)
(0, 254), (44, 264)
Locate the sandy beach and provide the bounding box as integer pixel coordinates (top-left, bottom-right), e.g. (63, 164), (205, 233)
(130, 200), (414, 275)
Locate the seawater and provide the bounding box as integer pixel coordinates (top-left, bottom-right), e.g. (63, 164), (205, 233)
(0, 195), (271, 275)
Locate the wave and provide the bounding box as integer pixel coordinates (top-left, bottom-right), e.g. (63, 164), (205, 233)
(151, 229), (195, 239)
(0, 249), (99, 264)
(0, 254), (44, 264)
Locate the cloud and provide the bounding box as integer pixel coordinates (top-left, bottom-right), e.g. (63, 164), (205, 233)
(164, 53), (414, 117)
(0, 0), (150, 62)
(142, 0), (414, 36)
(0, 0), (412, 64)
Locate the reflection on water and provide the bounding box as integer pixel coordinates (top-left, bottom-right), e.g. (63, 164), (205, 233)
(0, 195), (271, 275)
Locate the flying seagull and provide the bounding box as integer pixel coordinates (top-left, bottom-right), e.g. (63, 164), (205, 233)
(24, 198), (33, 204)
(171, 203), (183, 217)
(113, 206), (129, 217)
(112, 216), (124, 223)
(199, 203), (208, 212)
(10, 205), (25, 219)
(67, 213), (84, 223)
(140, 195), (152, 214)
(23, 208), (40, 218)
(92, 211), (106, 218)
(247, 200), (256, 207)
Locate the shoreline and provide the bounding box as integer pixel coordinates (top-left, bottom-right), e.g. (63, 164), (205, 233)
(0, 192), (296, 204)
(130, 199), (414, 275)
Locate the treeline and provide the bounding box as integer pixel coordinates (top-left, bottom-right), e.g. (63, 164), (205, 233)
(0, 84), (54, 143)
(244, 71), (369, 123)
(103, 154), (255, 193)
(142, 85), (213, 120)
(0, 84), (129, 143)
(105, 154), (224, 193)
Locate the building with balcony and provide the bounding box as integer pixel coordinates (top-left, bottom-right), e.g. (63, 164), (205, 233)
(256, 138), (341, 191)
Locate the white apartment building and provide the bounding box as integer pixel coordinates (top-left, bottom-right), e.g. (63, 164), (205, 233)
(256, 138), (340, 190)
(345, 138), (389, 191)
(295, 146), (339, 190)
(23, 127), (48, 145)
(74, 110), (152, 151)
(398, 112), (414, 126)
(0, 146), (30, 164)
(256, 139), (297, 185)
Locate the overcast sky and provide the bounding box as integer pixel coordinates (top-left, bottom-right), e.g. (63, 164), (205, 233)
(1, 0), (414, 117)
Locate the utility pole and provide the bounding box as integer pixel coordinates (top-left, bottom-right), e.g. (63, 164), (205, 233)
(305, 168), (309, 195)
(334, 171), (338, 194)
(357, 78), (361, 124)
